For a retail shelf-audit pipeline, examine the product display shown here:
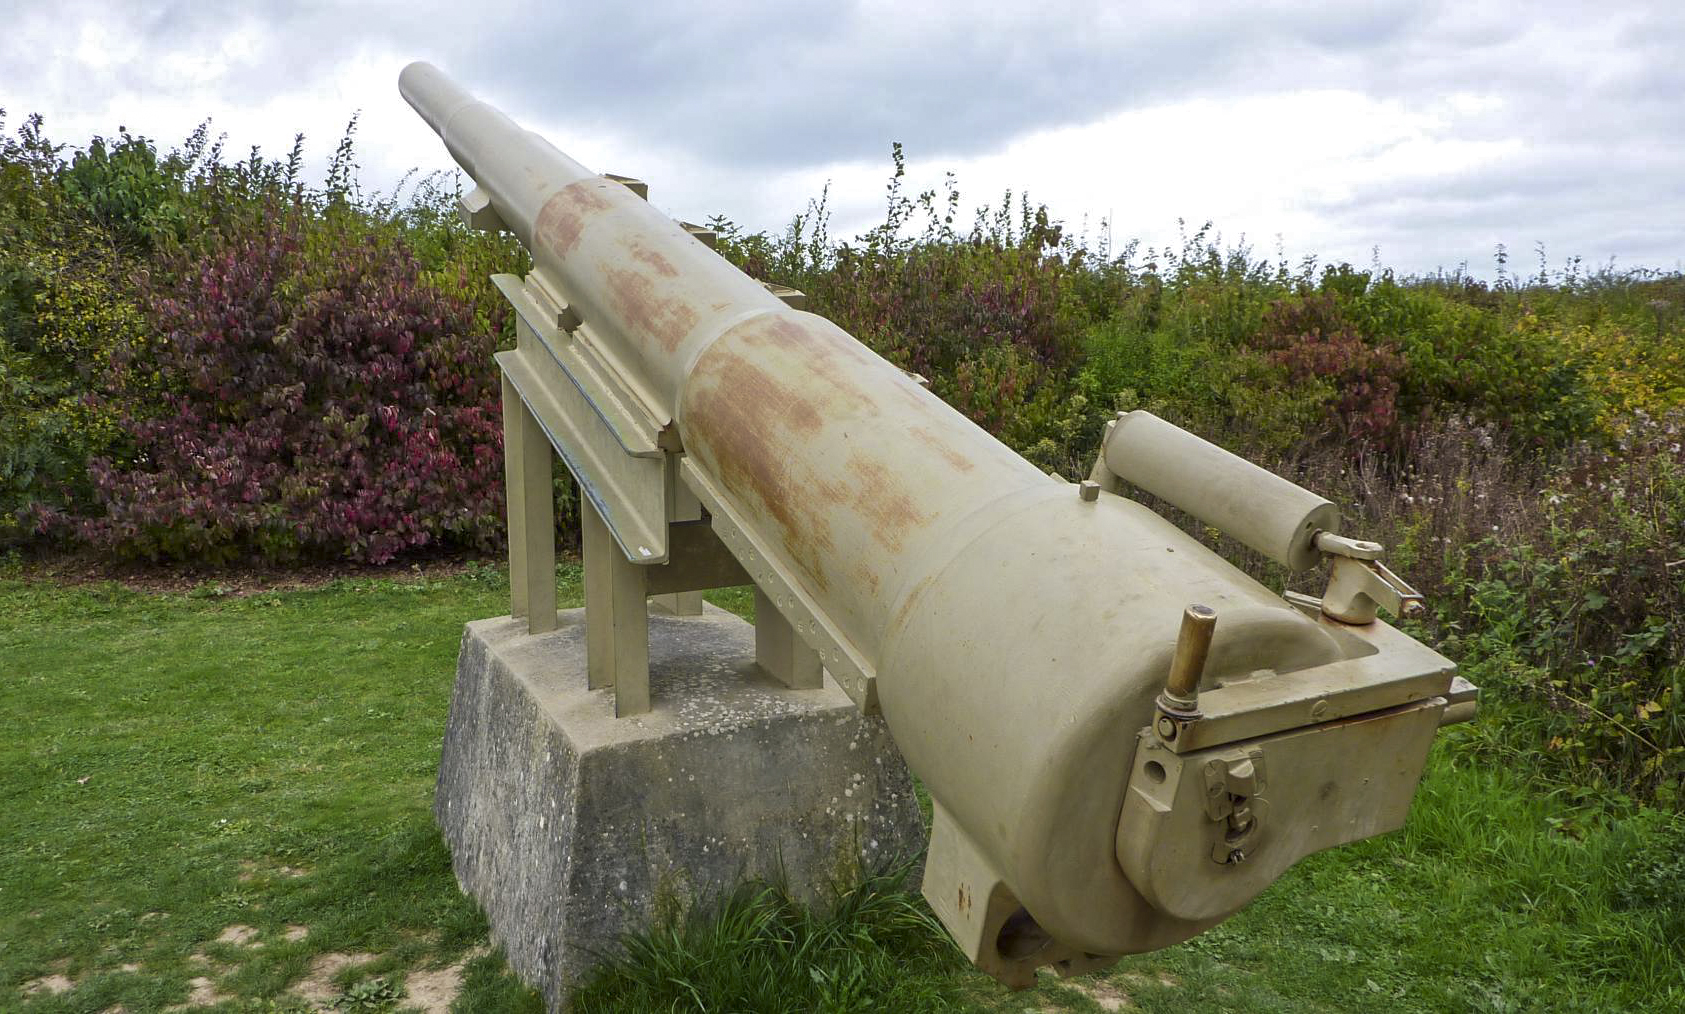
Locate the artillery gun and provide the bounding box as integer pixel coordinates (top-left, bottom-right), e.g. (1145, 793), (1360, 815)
(402, 62), (1477, 989)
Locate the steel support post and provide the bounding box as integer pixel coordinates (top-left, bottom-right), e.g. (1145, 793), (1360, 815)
(754, 587), (823, 690)
(583, 497), (651, 715)
(503, 375), (556, 634)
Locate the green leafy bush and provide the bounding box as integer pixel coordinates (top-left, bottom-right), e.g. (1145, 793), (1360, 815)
(0, 112), (148, 540)
(3, 113), (1683, 800)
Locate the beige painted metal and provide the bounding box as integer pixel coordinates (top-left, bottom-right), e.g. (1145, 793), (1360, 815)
(1098, 410), (1338, 571)
(1153, 614), (1454, 754)
(1119, 696), (1444, 922)
(650, 470), (704, 616)
(754, 587), (823, 690)
(502, 375), (556, 634)
(1162, 604), (1217, 709)
(642, 520), (750, 597)
(494, 275), (668, 562)
(583, 497), (650, 716)
(1318, 530), (1425, 623)
(402, 62), (1477, 988)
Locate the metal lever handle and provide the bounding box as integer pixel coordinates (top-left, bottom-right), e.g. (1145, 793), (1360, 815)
(1321, 556), (1423, 624)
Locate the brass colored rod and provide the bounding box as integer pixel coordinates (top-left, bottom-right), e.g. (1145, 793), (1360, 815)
(1163, 604), (1218, 708)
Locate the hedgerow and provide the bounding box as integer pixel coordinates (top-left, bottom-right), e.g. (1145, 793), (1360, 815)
(2, 111), (1681, 797)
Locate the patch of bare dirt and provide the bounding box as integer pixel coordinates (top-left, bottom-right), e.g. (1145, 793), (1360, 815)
(217, 924), (260, 947)
(187, 951), (232, 976)
(293, 952), (378, 1007)
(403, 961), (468, 1014)
(23, 973), (74, 996)
(164, 975), (230, 1011)
(239, 859), (312, 883)
(1073, 979), (1135, 1010)
(283, 925), (309, 943)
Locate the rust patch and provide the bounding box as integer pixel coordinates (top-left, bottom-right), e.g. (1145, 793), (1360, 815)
(853, 561), (882, 596)
(756, 313), (942, 417)
(681, 313), (981, 603)
(722, 313), (917, 419)
(685, 350), (844, 592)
(910, 425), (975, 472)
(888, 570), (939, 637)
(699, 351), (824, 435)
(738, 313), (876, 370)
(535, 182), (613, 258)
(844, 453), (929, 552)
(628, 240), (679, 278)
(603, 264), (700, 355)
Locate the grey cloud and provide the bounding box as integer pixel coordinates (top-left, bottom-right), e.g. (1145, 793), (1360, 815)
(27, 1), (1465, 168)
(5, 0), (1680, 273)
(1305, 138), (1685, 271)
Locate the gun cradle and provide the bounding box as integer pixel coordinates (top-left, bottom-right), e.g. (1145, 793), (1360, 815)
(399, 61), (1478, 989)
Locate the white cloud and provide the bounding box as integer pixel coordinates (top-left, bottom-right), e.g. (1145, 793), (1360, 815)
(2, 0), (1679, 276)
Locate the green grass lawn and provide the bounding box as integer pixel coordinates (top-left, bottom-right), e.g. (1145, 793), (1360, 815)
(2, 565), (1680, 1012)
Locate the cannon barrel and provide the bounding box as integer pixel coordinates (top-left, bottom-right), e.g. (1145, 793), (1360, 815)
(401, 62), (1468, 986)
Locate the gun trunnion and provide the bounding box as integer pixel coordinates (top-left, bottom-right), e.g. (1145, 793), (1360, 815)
(400, 62), (1477, 988)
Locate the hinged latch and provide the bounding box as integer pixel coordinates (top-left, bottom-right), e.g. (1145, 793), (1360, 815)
(1202, 749), (1267, 864)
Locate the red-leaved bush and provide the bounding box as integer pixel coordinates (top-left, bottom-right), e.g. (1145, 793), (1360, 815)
(1252, 294), (1404, 446)
(82, 208), (506, 563)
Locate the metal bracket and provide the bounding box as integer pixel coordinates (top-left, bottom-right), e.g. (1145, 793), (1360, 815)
(1201, 749), (1267, 864)
(1085, 416), (1128, 496)
(1316, 530), (1423, 624)
(603, 173), (648, 200)
(458, 187), (506, 232)
(681, 221), (718, 249)
(762, 282), (807, 310)
(495, 273), (673, 564)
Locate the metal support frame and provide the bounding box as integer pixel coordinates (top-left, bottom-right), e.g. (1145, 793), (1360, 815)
(504, 375), (556, 634)
(754, 587), (823, 690)
(489, 171), (829, 717)
(649, 470), (703, 617)
(579, 468), (828, 715)
(583, 496), (650, 716)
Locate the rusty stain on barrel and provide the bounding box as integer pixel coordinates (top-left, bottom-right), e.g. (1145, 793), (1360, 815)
(684, 348), (843, 592)
(682, 315), (955, 595)
(627, 241), (679, 278)
(602, 263), (700, 355)
(535, 181), (612, 258)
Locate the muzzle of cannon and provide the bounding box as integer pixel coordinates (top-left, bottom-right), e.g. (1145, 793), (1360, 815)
(401, 61), (1477, 989)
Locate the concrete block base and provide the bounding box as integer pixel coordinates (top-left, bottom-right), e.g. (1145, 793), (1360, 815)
(434, 605), (926, 1009)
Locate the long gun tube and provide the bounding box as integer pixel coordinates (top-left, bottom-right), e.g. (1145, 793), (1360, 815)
(401, 62), (1462, 986)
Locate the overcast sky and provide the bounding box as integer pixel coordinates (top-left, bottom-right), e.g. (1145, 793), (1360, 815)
(4, 1), (1681, 277)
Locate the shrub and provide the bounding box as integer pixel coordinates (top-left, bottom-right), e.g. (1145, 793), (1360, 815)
(1349, 274), (1603, 446)
(81, 206), (506, 564)
(1251, 292), (1404, 446)
(0, 112), (148, 541)
(1311, 412), (1685, 797)
(5, 114), (1685, 803)
(59, 127), (199, 253)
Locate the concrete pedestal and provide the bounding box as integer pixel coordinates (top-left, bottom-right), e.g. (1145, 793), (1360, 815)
(434, 605), (926, 1009)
